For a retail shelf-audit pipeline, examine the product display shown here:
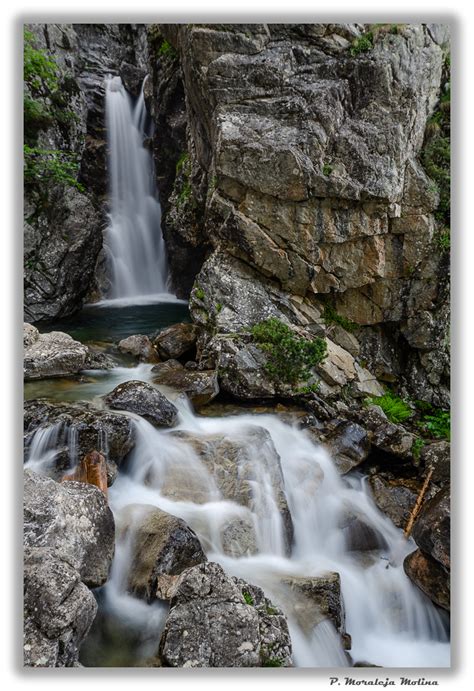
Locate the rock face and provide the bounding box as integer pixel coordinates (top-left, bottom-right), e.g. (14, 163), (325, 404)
(147, 23), (449, 407)
(24, 398), (135, 476)
(120, 504), (207, 601)
(104, 380), (178, 427)
(24, 324), (89, 380)
(281, 573), (346, 636)
(159, 562), (292, 667)
(369, 475), (420, 529)
(24, 469), (115, 666)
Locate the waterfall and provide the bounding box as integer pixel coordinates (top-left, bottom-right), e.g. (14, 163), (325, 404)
(103, 75), (171, 303)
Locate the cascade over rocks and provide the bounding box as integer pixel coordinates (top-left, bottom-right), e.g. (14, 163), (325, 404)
(24, 398), (135, 474)
(159, 562), (292, 667)
(104, 380), (178, 427)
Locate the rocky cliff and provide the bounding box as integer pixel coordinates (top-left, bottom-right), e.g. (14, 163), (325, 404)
(147, 23), (450, 407)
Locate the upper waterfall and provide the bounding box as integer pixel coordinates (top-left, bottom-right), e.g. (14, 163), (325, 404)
(103, 75), (171, 303)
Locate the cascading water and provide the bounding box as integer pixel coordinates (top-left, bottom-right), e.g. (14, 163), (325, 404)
(103, 75), (171, 304)
(27, 372), (448, 668)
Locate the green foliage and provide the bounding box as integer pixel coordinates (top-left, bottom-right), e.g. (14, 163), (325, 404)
(175, 152), (189, 174)
(24, 146), (84, 192)
(322, 163), (333, 177)
(251, 318), (327, 385)
(24, 29), (59, 95)
(437, 228), (450, 252)
(322, 304), (357, 333)
(411, 437), (426, 462)
(158, 39), (177, 59)
(366, 391), (413, 424)
(265, 605), (279, 616)
(296, 382), (320, 395)
(194, 286), (205, 301)
(262, 657), (284, 667)
(216, 302), (223, 313)
(242, 590), (254, 606)
(418, 409), (450, 441)
(350, 32), (373, 56)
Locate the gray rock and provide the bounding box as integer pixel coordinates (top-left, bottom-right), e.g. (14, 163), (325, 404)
(403, 548), (449, 611)
(104, 380), (178, 427)
(118, 335), (159, 362)
(24, 398), (135, 472)
(153, 323), (198, 360)
(221, 518), (258, 558)
(159, 562), (292, 667)
(325, 420), (371, 474)
(24, 470), (115, 588)
(412, 488), (450, 571)
(119, 504), (207, 601)
(355, 407), (417, 462)
(24, 326), (89, 380)
(281, 573), (345, 635)
(151, 363), (219, 407)
(369, 474), (419, 529)
(420, 441), (450, 487)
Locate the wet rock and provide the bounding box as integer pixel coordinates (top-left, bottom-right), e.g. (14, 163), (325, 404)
(403, 548), (450, 611)
(159, 562), (292, 667)
(171, 426), (294, 554)
(118, 335), (160, 362)
(221, 518), (258, 558)
(104, 380), (178, 427)
(281, 573), (345, 635)
(62, 450), (108, 495)
(420, 441), (450, 487)
(153, 323), (198, 360)
(412, 488), (450, 571)
(152, 364), (219, 407)
(368, 475), (420, 529)
(340, 513), (388, 552)
(119, 504), (207, 601)
(325, 420), (371, 474)
(23, 547), (97, 667)
(84, 349), (116, 370)
(24, 399), (135, 471)
(24, 326), (89, 380)
(24, 470), (115, 588)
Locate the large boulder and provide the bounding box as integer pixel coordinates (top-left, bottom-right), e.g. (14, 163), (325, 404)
(170, 426), (294, 554)
(354, 407), (418, 462)
(412, 488), (450, 570)
(119, 504), (207, 601)
(153, 323), (198, 360)
(24, 399), (135, 478)
(151, 360), (219, 407)
(118, 335), (160, 363)
(104, 380), (178, 427)
(24, 470), (115, 588)
(159, 562), (292, 667)
(24, 325), (89, 380)
(403, 548), (450, 611)
(368, 474), (420, 529)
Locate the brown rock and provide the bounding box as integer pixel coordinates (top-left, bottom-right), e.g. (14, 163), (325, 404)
(62, 450), (108, 496)
(153, 323), (198, 360)
(403, 548), (450, 611)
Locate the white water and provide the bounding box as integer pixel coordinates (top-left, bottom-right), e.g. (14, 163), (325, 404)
(26, 389), (450, 667)
(104, 76), (173, 302)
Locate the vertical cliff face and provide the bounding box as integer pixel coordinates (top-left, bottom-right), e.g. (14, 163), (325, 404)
(23, 23), (148, 322)
(148, 23), (450, 406)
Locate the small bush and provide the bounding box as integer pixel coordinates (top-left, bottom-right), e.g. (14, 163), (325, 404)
(242, 590), (254, 606)
(322, 163), (333, 177)
(350, 32), (373, 56)
(158, 39), (177, 59)
(366, 391), (413, 424)
(411, 437), (426, 462)
(194, 286), (205, 301)
(24, 146), (84, 192)
(322, 304), (357, 333)
(262, 657), (284, 667)
(251, 318), (326, 385)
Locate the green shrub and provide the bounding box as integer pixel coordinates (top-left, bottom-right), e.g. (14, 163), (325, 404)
(366, 391), (413, 424)
(175, 152), (189, 174)
(262, 657), (284, 667)
(194, 286), (205, 301)
(322, 163), (333, 177)
(158, 39), (177, 59)
(242, 590), (254, 606)
(350, 32), (373, 56)
(251, 318), (326, 385)
(24, 146), (84, 192)
(24, 29), (59, 95)
(322, 304), (357, 332)
(437, 228), (450, 252)
(418, 409), (450, 441)
(411, 437), (426, 462)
